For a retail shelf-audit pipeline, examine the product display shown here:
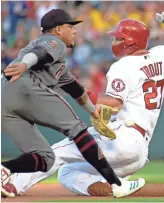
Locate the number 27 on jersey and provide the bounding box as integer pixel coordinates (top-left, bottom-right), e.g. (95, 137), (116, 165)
(143, 79), (164, 110)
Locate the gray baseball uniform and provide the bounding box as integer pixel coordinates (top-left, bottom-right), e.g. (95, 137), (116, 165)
(1, 34), (87, 170)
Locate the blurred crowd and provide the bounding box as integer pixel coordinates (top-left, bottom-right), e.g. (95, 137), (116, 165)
(2, 1), (164, 93)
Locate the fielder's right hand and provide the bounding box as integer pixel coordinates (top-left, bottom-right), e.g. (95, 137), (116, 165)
(91, 105), (101, 119)
(4, 63), (28, 83)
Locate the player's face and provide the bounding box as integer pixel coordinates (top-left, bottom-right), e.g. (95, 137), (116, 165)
(112, 37), (125, 59)
(59, 24), (76, 47)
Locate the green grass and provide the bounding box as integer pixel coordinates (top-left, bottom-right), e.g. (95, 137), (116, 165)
(130, 160), (164, 183)
(41, 161), (164, 184)
(37, 197), (164, 202)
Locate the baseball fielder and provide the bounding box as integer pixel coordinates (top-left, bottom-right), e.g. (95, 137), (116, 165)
(1, 9), (122, 198)
(4, 17), (164, 198)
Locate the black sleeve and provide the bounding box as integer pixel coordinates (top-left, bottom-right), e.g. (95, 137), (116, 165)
(31, 47), (54, 64)
(60, 79), (85, 98)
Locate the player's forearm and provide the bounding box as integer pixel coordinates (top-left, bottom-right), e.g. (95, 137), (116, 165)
(61, 80), (96, 113)
(76, 92), (96, 113)
(97, 95), (123, 110)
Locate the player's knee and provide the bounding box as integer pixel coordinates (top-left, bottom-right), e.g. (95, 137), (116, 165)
(122, 156), (147, 177)
(64, 121), (88, 140)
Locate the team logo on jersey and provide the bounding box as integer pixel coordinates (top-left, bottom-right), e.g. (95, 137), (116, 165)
(111, 78), (125, 92)
(55, 64), (66, 79)
(47, 40), (57, 50)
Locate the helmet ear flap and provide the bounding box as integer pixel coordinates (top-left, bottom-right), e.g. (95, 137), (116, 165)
(124, 37), (137, 46)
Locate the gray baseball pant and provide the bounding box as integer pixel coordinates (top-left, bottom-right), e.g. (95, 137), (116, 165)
(1, 76), (87, 170)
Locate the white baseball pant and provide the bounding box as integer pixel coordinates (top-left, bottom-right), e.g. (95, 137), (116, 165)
(11, 120), (149, 195)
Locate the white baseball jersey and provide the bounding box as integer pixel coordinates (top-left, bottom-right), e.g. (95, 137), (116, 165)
(106, 45), (164, 139)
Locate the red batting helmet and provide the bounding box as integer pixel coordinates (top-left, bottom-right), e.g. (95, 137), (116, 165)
(107, 19), (150, 58)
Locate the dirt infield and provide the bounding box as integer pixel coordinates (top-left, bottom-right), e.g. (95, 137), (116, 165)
(2, 183), (164, 202)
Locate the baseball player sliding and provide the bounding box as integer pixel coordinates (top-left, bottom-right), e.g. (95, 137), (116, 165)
(3, 14), (164, 198)
(1, 9), (124, 198)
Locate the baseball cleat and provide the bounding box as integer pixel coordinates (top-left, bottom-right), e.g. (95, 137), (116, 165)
(1, 183), (17, 198)
(112, 177), (145, 198)
(1, 165), (16, 198)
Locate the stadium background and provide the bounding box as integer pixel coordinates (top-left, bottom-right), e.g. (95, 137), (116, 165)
(1, 1), (164, 159)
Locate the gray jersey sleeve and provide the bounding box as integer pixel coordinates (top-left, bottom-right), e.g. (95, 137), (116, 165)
(36, 39), (66, 63)
(11, 37), (66, 65)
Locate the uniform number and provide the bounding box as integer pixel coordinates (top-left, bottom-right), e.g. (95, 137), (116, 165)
(143, 79), (164, 110)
